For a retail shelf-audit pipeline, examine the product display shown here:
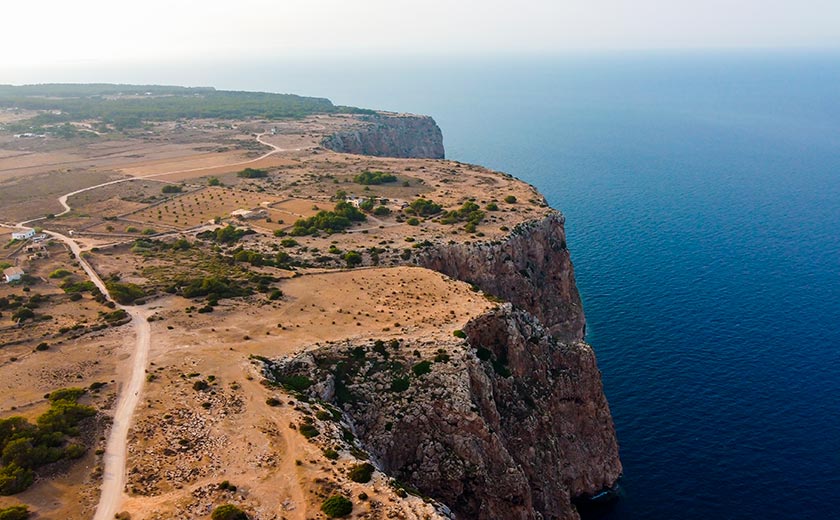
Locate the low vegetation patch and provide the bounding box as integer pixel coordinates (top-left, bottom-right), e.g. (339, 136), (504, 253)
(321, 495), (353, 518)
(211, 504), (248, 520)
(348, 462), (375, 483)
(0, 505), (29, 520)
(236, 167), (268, 178)
(105, 281), (145, 304)
(289, 201), (366, 236)
(0, 388), (95, 495)
(405, 198), (442, 217)
(354, 170), (396, 185)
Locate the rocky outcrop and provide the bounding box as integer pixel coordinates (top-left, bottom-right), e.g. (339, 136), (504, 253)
(418, 212), (586, 342)
(321, 113), (445, 159)
(267, 304), (620, 520)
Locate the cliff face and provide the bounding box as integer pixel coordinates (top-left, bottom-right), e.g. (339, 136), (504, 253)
(268, 304), (620, 520)
(321, 113), (445, 159)
(418, 212), (586, 342)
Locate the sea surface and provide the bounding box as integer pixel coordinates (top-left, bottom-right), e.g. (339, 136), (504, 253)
(15, 52), (840, 519)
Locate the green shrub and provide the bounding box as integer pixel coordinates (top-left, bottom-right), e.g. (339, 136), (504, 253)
(161, 184), (182, 193)
(237, 168), (267, 178)
(48, 269), (72, 279)
(485, 202), (499, 211)
(453, 330), (466, 339)
(354, 170), (396, 185)
(344, 251), (362, 267)
(411, 361), (432, 377)
(105, 282), (145, 304)
(0, 504), (29, 520)
(405, 198), (442, 217)
(279, 375), (312, 392)
(390, 377), (409, 393)
(321, 495), (353, 517)
(299, 423), (319, 439)
(211, 504), (248, 520)
(504, 195), (517, 203)
(348, 462), (375, 483)
(207, 177), (221, 186)
(323, 448), (339, 460)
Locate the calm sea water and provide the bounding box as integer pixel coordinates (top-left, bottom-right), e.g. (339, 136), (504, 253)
(15, 52), (840, 519)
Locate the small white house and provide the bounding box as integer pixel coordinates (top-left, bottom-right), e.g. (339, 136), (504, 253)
(11, 228), (35, 241)
(3, 266), (24, 283)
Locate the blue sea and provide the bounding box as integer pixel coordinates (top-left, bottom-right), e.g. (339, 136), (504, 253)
(21, 52), (840, 518)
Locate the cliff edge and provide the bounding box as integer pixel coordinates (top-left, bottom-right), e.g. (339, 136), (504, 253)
(266, 212), (622, 520)
(321, 113), (446, 159)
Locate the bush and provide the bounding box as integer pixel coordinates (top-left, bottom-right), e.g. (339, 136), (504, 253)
(411, 361), (432, 377)
(161, 184), (182, 193)
(485, 202), (499, 211)
(390, 377), (409, 393)
(237, 168), (268, 178)
(48, 269), (73, 279)
(373, 205), (391, 216)
(504, 195), (517, 203)
(265, 397), (281, 407)
(348, 462), (375, 483)
(323, 448), (339, 460)
(343, 251), (362, 267)
(354, 170), (396, 185)
(405, 198), (442, 217)
(321, 495), (353, 518)
(105, 282), (145, 304)
(289, 202), (366, 236)
(278, 375), (312, 392)
(0, 505), (29, 520)
(453, 330), (466, 339)
(298, 423), (319, 439)
(211, 504), (248, 520)
(207, 177), (221, 186)
(0, 389), (94, 495)
(35, 342), (49, 351)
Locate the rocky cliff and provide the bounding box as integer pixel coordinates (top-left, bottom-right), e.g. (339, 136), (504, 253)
(265, 213), (622, 519)
(267, 304), (620, 520)
(418, 212), (586, 342)
(321, 113), (445, 159)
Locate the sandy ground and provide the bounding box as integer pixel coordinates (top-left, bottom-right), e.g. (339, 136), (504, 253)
(118, 267), (491, 519)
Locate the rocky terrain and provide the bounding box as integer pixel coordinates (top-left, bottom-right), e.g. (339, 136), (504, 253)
(0, 87), (619, 520)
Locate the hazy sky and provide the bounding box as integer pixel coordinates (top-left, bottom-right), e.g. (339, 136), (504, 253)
(3, 0), (839, 69)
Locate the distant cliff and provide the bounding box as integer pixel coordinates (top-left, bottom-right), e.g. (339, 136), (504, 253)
(321, 113), (445, 159)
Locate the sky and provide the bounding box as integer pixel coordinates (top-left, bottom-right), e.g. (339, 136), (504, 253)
(2, 0), (839, 71)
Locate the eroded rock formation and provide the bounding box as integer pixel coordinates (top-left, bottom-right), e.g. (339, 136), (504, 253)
(321, 113), (445, 159)
(419, 212), (586, 342)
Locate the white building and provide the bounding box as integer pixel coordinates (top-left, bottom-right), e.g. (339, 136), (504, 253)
(11, 228), (35, 241)
(3, 266), (24, 283)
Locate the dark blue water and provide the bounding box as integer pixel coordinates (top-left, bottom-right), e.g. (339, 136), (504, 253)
(33, 53), (840, 518)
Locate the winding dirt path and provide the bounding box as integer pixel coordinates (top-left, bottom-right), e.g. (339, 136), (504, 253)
(11, 132), (291, 518)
